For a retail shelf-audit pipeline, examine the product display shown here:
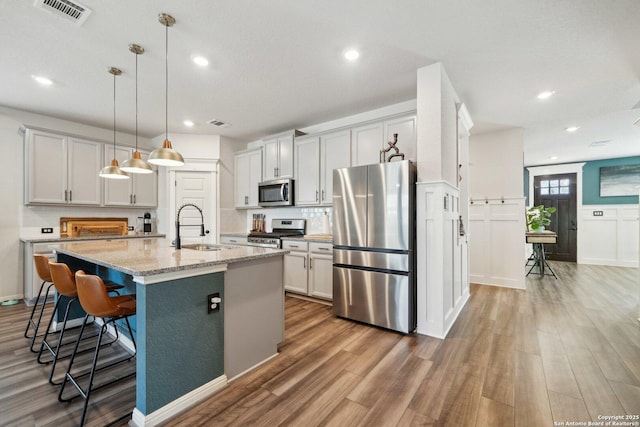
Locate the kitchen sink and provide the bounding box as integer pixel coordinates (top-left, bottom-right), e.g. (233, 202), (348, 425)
(180, 243), (225, 251)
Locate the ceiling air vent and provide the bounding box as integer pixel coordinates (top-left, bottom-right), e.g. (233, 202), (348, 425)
(34, 0), (92, 25)
(207, 119), (231, 128)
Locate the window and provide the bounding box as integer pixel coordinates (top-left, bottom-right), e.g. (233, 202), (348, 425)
(539, 178), (570, 196)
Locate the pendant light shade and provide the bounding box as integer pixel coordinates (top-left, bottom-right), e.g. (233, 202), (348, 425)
(121, 44), (153, 174)
(148, 13), (184, 167)
(100, 67), (130, 180)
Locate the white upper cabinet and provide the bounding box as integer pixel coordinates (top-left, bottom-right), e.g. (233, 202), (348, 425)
(263, 134), (295, 180)
(383, 115), (417, 164)
(103, 146), (157, 207)
(351, 114), (417, 166)
(319, 130), (351, 204)
(294, 136), (320, 205)
(25, 129), (102, 205)
(295, 130), (350, 206)
(351, 122), (384, 167)
(234, 149), (262, 208)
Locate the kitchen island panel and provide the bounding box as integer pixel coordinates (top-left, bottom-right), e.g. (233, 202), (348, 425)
(136, 272), (224, 415)
(225, 256), (284, 379)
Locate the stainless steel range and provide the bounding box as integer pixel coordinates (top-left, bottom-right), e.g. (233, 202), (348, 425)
(247, 219), (306, 249)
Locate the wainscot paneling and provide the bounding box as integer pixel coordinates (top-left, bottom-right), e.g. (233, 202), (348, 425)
(578, 204), (639, 267)
(469, 197), (526, 289)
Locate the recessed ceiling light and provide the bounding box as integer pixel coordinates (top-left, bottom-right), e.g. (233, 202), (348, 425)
(183, 120), (194, 127)
(537, 90), (555, 99)
(565, 126), (580, 132)
(192, 56), (209, 67)
(32, 75), (53, 86)
(549, 156), (558, 160)
(344, 49), (360, 61)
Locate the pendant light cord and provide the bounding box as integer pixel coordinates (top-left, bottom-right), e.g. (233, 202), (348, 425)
(113, 71), (116, 159)
(135, 49), (138, 151)
(165, 22), (168, 141)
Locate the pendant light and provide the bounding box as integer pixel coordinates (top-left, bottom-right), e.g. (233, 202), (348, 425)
(99, 67), (130, 180)
(148, 13), (184, 167)
(121, 44), (153, 174)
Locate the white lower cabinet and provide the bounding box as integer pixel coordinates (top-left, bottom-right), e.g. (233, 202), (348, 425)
(283, 240), (333, 300)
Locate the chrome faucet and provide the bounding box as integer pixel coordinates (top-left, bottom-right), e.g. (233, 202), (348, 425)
(175, 203), (206, 249)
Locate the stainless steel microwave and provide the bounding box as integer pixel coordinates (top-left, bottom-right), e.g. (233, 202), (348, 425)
(258, 178), (294, 207)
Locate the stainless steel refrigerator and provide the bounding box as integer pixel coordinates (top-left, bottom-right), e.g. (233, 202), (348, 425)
(332, 160), (416, 333)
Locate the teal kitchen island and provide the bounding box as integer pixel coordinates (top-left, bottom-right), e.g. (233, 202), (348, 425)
(51, 238), (286, 426)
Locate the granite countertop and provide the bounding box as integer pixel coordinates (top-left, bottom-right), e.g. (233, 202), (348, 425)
(20, 233), (166, 244)
(51, 238), (287, 277)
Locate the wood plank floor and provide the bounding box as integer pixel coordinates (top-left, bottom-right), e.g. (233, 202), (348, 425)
(1, 262), (639, 426)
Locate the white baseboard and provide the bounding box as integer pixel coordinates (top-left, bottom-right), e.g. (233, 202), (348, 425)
(130, 375), (228, 426)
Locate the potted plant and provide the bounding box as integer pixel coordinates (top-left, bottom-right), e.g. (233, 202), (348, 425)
(527, 205), (556, 232)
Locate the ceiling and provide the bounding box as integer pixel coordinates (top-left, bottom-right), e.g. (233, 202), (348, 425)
(1, 0), (639, 166)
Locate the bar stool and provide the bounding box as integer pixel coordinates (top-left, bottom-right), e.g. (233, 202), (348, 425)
(37, 261), (122, 385)
(24, 254), (55, 353)
(58, 271), (136, 427)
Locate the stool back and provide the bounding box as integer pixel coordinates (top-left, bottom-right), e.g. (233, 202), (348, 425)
(75, 271), (128, 318)
(48, 262), (78, 298)
(33, 254), (53, 283)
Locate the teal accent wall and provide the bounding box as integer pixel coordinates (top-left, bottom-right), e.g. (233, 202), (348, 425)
(525, 156), (640, 206)
(136, 272), (224, 415)
(583, 156), (640, 205)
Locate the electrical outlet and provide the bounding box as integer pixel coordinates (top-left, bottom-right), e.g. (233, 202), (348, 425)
(592, 211), (604, 217)
(208, 293), (221, 313)
(41, 227), (53, 234)
(128, 226), (134, 231)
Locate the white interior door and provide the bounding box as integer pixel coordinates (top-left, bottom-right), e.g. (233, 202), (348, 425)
(174, 171), (215, 244)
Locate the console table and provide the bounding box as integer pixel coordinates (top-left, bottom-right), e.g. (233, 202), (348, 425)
(526, 231), (558, 278)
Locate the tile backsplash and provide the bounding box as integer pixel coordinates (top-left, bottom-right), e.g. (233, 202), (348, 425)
(244, 207), (332, 234)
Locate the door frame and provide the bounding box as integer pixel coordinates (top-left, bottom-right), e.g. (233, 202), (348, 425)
(160, 159), (219, 244)
(527, 162), (585, 263)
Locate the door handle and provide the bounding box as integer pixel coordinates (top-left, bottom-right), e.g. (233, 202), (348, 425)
(316, 190), (319, 202)
(303, 257), (306, 268)
(69, 190), (72, 202)
(309, 258), (313, 269)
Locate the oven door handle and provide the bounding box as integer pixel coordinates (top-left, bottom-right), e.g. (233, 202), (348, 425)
(247, 241), (279, 249)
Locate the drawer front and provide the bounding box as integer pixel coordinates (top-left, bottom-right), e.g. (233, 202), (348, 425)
(220, 235), (248, 245)
(282, 240), (308, 251)
(309, 242), (332, 254)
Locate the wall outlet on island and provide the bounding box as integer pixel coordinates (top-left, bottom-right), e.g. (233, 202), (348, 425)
(128, 226), (134, 231)
(208, 293), (221, 314)
(41, 227), (53, 234)
(592, 211), (603, 216)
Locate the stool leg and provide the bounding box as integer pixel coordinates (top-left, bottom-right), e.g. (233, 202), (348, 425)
(27, 283), (55, 352)
(47, 297), (79, 385)
(36, 296), (63, 364)
(24, 280), (46, 339)
(58, 314), (90, 402)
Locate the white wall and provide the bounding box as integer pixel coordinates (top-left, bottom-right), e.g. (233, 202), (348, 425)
(470, 128), (524, 198)
(468, 128), (526, 289)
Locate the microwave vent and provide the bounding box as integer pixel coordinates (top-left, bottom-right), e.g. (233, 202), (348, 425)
(34, 0), (92, 25)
